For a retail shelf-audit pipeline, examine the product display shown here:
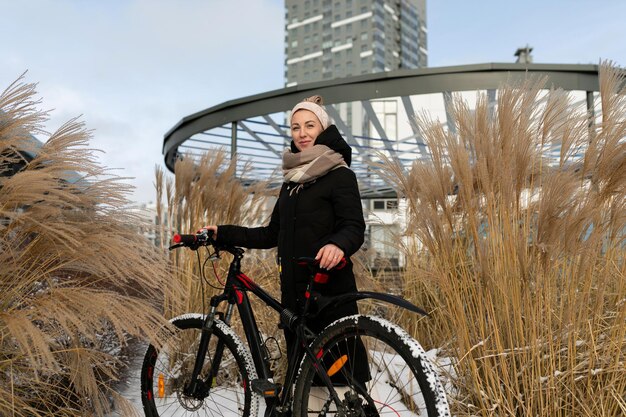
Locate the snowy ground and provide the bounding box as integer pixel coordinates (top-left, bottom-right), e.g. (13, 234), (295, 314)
(108, 343), (453, 417)
(108, 342), (146, 416)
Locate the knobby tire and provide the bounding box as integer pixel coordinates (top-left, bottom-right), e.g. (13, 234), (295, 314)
(140, 314), (261, 417)
(293, 314), (450, 417)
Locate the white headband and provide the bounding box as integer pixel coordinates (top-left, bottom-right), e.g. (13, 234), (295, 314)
(290, 101), (330, 130)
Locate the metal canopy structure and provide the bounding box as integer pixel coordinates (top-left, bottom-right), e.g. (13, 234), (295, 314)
(163, 63), (600, 197)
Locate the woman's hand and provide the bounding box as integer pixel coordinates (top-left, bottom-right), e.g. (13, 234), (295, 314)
(198, 225), (218, 238)
(316, 243), (345, 270)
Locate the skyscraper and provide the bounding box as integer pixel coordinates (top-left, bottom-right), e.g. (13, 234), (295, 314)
(284, 0), (427, 87)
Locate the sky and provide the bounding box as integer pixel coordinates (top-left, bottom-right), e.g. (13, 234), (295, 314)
(1, 0), (625, 204)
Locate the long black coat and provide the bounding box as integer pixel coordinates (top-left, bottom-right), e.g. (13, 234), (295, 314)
(217, 125), (365, 330)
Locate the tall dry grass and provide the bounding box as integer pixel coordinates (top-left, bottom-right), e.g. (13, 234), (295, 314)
(155, 153), (279, 315)
(0, 75), (174, 416)
(155, 151), (291, 377)
(379, 63), (625, 416)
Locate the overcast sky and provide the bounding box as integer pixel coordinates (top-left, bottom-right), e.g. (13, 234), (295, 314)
(2, 0), (625, 204)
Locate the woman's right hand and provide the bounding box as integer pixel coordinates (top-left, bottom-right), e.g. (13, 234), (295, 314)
(198, 225), (218, 238)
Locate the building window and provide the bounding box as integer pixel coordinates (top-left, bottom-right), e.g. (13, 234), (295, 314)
(370, 198), (398, 211)
(369, 224), (400, 266)
(369, 100), (398, 142)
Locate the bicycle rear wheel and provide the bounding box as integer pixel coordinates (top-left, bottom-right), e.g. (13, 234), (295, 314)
(140, 314), (260, 417)
(293, 315), (450, 417)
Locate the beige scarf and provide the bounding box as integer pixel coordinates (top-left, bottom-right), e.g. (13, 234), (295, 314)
(283, 145), (347, 190)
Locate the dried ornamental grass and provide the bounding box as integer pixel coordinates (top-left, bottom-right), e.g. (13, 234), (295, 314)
(378, 62), (625, 416)
(0, 74), (175, 416)
(155, 149), (286, 372)
(155, 153), (278, 315)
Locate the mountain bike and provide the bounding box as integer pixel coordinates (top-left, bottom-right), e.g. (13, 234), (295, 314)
(140, 230), (450, 417)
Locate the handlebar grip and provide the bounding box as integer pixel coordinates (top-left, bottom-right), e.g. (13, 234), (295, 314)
(335, 257), (347, 270)
(172, 234), (197, 245)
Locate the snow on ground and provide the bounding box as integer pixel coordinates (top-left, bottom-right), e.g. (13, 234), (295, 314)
(107, 342), (145, 416)
(109, 344), (455, 417)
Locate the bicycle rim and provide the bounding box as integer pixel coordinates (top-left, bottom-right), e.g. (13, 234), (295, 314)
(294, 315), (449, 417)
(141, 315), (258, 417)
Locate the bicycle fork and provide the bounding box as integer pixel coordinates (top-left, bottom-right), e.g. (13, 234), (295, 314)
(184, 299), (234, 398)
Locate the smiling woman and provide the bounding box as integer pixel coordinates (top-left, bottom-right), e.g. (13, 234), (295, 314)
(201, 94), (367, 379)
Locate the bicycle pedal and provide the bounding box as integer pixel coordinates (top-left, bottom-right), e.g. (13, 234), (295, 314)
(251, 379), (281, 398)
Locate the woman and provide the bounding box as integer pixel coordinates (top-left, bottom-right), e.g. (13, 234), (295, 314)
(203, 95), (367, 381)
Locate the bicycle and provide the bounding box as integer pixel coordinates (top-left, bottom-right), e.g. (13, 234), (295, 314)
(140, 230), (450, 417)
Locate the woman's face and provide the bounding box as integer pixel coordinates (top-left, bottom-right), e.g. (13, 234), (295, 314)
(290, 109), (323, 151)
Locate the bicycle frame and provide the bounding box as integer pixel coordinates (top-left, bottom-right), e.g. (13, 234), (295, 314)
(184, 247), (334, 414)
(176, 236), (429, 415)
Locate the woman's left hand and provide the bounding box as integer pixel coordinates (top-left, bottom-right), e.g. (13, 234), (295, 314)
(316, 243), (345, 270)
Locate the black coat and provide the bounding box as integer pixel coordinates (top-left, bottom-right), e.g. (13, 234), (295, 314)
(217, 125), (365, 329)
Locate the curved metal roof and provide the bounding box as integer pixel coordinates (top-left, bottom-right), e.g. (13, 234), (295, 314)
(163, 62), (600, 197)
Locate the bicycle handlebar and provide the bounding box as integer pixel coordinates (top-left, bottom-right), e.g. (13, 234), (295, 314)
(170, 232), (346, 273)
(170, 230), (215, 250)
(172, 233), (199, 245)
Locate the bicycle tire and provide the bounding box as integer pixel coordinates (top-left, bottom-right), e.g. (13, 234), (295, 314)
(140, 314), (261, 417)
(293, 314), (450, 417)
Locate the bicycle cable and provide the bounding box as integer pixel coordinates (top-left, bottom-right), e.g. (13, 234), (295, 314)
(196, 249), (207, 316)
(196, 245), (227, 317)
(208, 253), (226, 287)
(213, 261), (225, 285)
(199, 246), (224, 291)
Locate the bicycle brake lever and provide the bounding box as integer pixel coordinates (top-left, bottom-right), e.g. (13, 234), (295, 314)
(169, 243), (184, 250)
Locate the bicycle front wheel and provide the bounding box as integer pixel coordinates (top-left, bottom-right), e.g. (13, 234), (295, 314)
(140, 314), (261, 417)
(293, 315), (450, 417)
